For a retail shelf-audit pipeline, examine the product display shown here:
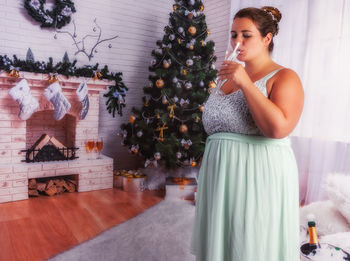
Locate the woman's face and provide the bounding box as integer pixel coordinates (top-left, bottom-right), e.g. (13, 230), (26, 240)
(231, 17), (270, 62)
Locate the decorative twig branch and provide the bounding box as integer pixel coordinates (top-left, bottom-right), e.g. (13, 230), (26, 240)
(55, 19), (118, 61)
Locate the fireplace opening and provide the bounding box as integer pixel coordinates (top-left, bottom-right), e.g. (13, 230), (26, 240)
(22, 133), (79, 163)
(28, 174), (78, 197)
(24, 111), (78, 163)
(26, 111), (76, 149)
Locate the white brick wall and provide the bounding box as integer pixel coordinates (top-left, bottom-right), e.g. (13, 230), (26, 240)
(0, 0), (230, 169)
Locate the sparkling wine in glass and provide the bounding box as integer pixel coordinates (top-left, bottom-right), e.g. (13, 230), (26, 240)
(85, 140), (95, 159)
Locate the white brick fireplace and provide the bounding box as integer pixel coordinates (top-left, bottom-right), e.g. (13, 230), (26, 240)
(0, 72), (114, 203)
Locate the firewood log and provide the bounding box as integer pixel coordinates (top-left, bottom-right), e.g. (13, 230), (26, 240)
(28, 189), (39, 197)
(29, 134), (50, 160)
(49, 136), (71, 158)
(28, 179), (37, 189)
(37, 182), (46, 192)
(45, 185), (57, 196)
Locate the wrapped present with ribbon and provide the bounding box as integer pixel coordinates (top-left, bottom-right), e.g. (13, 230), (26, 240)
(165, 177), (197, 201)
(120, 169), (147, 192)
(113, 170), (123, 189)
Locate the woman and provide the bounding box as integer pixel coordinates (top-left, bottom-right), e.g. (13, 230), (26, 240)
(190, 6), (304, 261)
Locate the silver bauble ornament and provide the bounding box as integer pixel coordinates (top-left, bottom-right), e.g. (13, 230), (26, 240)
(169, 34), (175, 41)
(154, 152), (161, 160)
(186, 59), (193, 66)
(172, 77), (178, 83)
(185, 82), (192, 89)
(176, 82), (182, 88)
(176, 152), (182, 159)
(151, 59), (157, 66)
(199, 81), (204, 87)
(178, 27), (184, 33)
(137, 131), (143, 137)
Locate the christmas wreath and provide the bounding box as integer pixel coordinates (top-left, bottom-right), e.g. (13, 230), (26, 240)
(24, 0), (76, 29)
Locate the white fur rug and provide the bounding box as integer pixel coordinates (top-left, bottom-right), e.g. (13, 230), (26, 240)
(48, 198), (196, 261)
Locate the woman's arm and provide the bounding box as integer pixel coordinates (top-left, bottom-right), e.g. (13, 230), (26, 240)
(218, 62), (304, 138)
(241, 69), (304, 138)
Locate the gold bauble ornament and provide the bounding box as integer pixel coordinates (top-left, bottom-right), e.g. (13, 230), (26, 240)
(129, 115), (136, 124)
(206, 29), (210, 35)
(209, 81), (217, 88)
(199, 105), (205, 112)
(200, 5), (204, 11)
(179, 124), (188, 133)
(201, 40), (205, 46)
(163, 61), (170, 69)
(132, 148), (139, 154)
(188, 26), (197, 36)
(177, 38), (181, 44)
(173, 4), (178, 11)
(156, 78), (164, 88)
(182, 69), (187, 75)
(189, 45), (194, 50)
(156, 113), (160, 119)
(191, 161), (197, 167)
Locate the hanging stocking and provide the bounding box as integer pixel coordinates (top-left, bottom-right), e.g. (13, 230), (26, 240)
(76, 82), (89, 120)
(44, 82), (71, 121)
(8, 79), (39, 120)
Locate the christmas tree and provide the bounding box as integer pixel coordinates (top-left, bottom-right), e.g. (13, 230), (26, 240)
(120, 0), (217, 168)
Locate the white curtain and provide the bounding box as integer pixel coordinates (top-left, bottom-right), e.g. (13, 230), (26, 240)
(227, 0), (350, 204)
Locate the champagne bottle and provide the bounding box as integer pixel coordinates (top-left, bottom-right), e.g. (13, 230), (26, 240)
(300, 215), (321, 256)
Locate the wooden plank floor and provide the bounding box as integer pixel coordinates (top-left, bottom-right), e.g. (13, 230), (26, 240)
(0, 188), (165, 261)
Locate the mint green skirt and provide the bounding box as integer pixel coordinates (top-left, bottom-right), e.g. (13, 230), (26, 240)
(190, 132), (300, 261)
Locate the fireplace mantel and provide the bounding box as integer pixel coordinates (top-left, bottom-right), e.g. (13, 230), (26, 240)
(0, 71), (114, 204)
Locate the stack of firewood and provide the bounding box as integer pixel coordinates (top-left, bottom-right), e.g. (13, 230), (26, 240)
(28, 177), (77, 197)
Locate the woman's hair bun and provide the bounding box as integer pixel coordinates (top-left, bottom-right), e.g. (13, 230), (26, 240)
(261, 6), (282, 23)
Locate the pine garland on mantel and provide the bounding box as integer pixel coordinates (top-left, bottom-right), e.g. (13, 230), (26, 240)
(0, 54), (128, 117)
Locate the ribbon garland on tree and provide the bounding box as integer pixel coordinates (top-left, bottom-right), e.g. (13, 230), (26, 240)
(0, 52), (128, 116)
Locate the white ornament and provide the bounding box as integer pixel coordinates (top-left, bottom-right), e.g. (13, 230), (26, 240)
(151, 59), (157, 66)
(169, 34), (175, 41)
(176, 82), (182, 88)
(176, 152), (182, 159)
(173, 96), (179, 103)
(199, 81), (204, 87)
(154, 152), (161, 160)
(162, 95), (168, 104)
(186, 59), (193, 66)
(210, 64), (216, 70)
(178, 27), (184, 33)
(172, 77), (178, 83)
(137, 131), (143, 137)
(149, 81), (153, 87)
(188, 0), (195, 6)
(185, 82), (192, 89)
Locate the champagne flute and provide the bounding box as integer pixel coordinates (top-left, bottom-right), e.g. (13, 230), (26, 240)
(214, 42), (241, 96)
(86, 139), (95, 160)
(95, 137), (103, 159)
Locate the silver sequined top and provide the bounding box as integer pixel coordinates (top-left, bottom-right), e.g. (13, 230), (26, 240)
(202, 69), (281, 136)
